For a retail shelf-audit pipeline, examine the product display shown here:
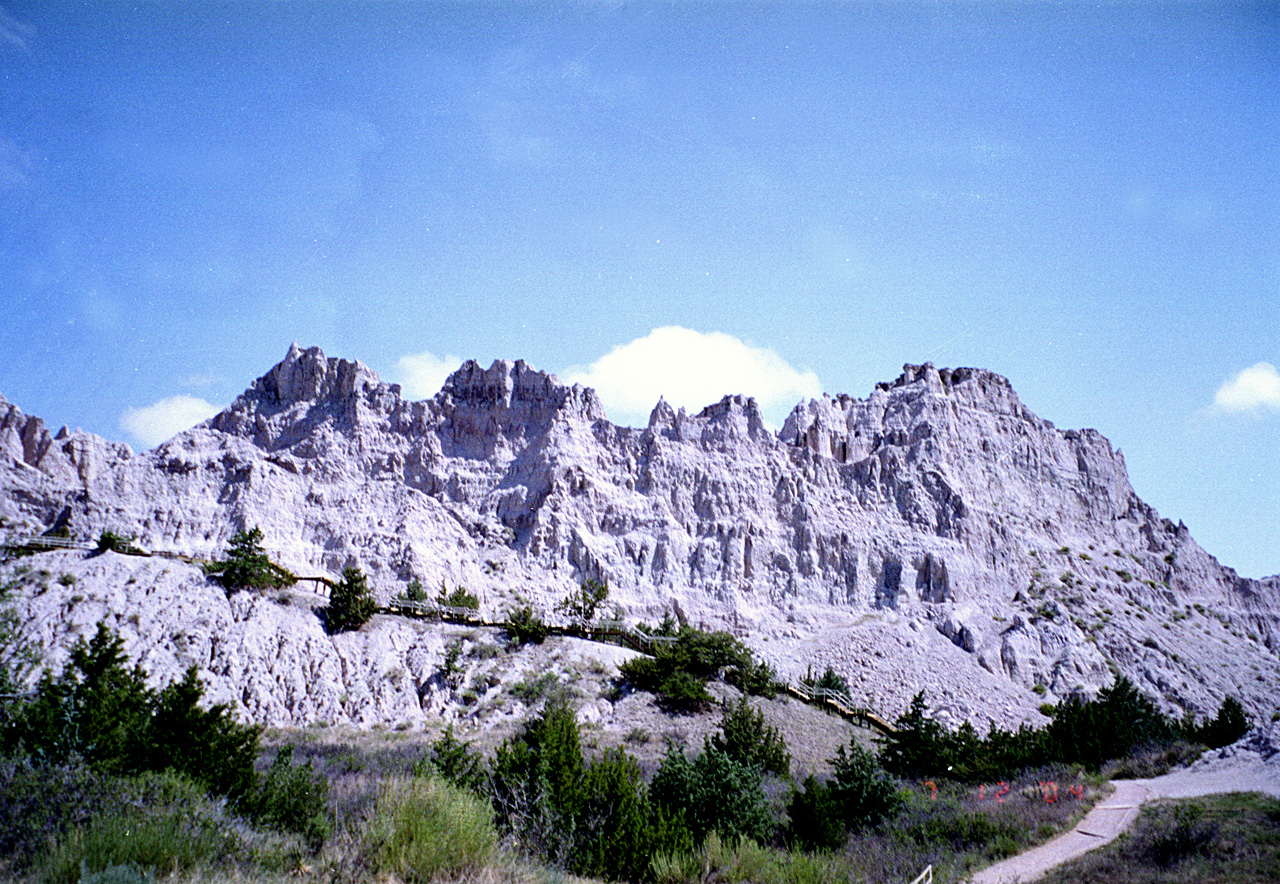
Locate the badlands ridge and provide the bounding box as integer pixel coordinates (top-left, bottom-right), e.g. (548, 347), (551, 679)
(1, 344), (1276, 732)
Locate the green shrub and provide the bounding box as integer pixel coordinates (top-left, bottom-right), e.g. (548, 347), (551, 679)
(880, 677), (1194, 781)
(576, 748), (654, 883)
(1046, 676), (1176, 769)
(363, 774), (498, 882)
(505, 605), (550, 645)
(437, 584), (480, 610)
(490, 698), (585, 864)
(889, 792), (1024, 864)
(619, 627), (773, 711)
(96, 531), (144, 555)
(510, 670), (560, 703)
(787, 776), (846, 851)
(828, 740), (900, 832)
(403, 578), (427, 602)
(417, 725), (488, 796)
(878, 692), (951, 779)
(324, 566), (378, 633)
(800, 666), (850, 697)
(0, 756), (114, 869)
(726, 656), (783, 699)
(1190, 695), (1251, 749)
(650, 743), (773, 846)
(242, 745), (332, 852)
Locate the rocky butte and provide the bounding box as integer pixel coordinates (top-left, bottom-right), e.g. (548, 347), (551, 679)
(1, 344), (1277, 730)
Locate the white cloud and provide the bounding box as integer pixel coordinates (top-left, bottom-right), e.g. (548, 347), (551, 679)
(564, 327), (823, 427)
(397, 350), (464, 399)
(120, 395), (221, 448)
(1213, 362), (1280, 413)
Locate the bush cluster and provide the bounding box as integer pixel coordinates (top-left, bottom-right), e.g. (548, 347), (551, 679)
(504, 605), (549, 645)
(618, 627), (782, 711)
(419, 691), (815, 882)
(879, 678), (1253, 781)
(0, 623), (333, 874)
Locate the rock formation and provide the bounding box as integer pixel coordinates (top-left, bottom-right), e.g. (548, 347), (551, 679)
(2, 344), (1276, 730)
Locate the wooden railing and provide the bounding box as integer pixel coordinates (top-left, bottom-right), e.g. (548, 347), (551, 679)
(3, 534), (94, 552)
(907, 864), (932, 884)
(788, 682), (896, 734)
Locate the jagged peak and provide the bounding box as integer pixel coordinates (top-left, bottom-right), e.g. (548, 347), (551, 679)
(256, 343), (386, 406)
(877, 362), (1011, 395)
(648, 397), (676, 429)
(442, 358), (606, 423)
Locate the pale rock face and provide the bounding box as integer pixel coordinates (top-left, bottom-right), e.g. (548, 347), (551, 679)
(2, 345), (1277, 731)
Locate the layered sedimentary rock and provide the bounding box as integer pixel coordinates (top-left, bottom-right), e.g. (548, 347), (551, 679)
(2, 345), (1276, 729)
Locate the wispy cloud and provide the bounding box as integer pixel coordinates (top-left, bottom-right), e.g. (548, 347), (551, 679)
(396, 350), (464, 399)
(0, 135), (32, 190)
(1212, 362), (1280, 413)
(564, 327), (822, 427)
(0, 8), (32, 55)
(120, 395), (221, 448)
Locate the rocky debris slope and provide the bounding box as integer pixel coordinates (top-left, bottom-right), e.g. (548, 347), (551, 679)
(2, 345), (1277, 730)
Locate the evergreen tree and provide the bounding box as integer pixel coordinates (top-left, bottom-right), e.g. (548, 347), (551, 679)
(325, 566), (378, 633)
(1196, 696), (1251, 748)
(786, 776), (845, 851)
(828, 740), (899, 831)
(708, 695), (790, 777)
(650, 742), (772, 845)
(577, 749), (653, 882)
(2, 623), (261, 801)
(207, 527), (293, 590)
(878, 691), (950, 778)
(556, 578), (609, 626)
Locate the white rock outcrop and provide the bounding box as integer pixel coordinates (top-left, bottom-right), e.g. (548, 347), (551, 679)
(2, 345), (1277, 729)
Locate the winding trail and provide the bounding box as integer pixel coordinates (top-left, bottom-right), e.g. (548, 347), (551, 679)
(970, 760), (1280, 883)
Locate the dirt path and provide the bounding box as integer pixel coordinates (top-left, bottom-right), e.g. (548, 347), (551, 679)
(970, 759), (1280, 883)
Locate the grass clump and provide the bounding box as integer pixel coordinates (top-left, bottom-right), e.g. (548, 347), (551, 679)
(37, 772), (247, 884)
(653, 832), (844, 884)
(363, 774), (499, 882)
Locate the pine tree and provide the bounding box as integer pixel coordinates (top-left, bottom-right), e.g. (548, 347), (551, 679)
(325, 566), (378, 633)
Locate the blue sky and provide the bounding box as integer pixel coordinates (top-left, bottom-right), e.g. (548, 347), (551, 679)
(1, 2), (1277, 577)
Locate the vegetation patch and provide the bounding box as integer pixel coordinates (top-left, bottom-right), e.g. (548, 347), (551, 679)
(1039, 793), (1280, 884)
